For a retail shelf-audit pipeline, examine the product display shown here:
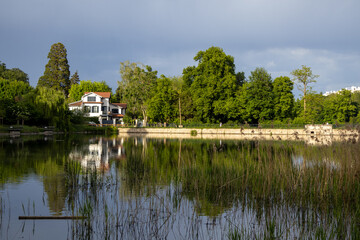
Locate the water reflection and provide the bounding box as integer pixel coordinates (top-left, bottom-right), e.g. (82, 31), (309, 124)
(118, 132), (359, 146)
(69, 137), (125, 170)
(1, 135), (360, 239)
(292, 155), (339, 170)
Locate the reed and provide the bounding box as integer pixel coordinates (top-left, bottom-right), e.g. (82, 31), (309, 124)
(4, 135), (360, 239)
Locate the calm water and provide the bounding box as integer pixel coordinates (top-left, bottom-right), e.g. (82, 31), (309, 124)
(1, 134), (360, 239)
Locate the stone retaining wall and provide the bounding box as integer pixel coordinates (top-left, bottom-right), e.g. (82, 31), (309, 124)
(118, 127), (359, 145)
(118, 127), (358, 137)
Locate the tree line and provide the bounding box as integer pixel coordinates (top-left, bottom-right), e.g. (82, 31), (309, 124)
(1, 43), (359, 129)
(115, 46), (360, 125)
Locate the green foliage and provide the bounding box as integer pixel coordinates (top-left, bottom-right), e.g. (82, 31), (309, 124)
(323, 90), (358, 123)
(116, 61), (158, 123)
(190, 130), (197, 136)
(0, 78), (33, 124)
(2, 68), (29, 83)
(302, 92), (325, 123)
(69, 109), (85, 124)
(70, 71), (80, 86)
(291, 65), (319, 117)
(68, 80), (112, 102)
(242, 67), (274, 123)
(34, 86), (70, 129)
(37, 42), (71, 96)
(147, 75), (177, 122)
(183, 46), (239, 123)
(273, 76), (294, 121)
(105, 125), (118, 135)
(171, 76), (184, 125)
(0, 78), (33, 101)
(0, 61), (29, 83)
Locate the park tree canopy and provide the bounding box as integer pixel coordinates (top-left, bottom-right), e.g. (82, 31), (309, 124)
(183, 46), (239, 123)
(116, 61), (158, 124)
(291, 65), (319, 118)
(147, 75), (177, 123)
(68, 80), (112, 102)
(0, 61), (29, 83)
(273, 76), (295, 121)
(242, 67), (274, 123)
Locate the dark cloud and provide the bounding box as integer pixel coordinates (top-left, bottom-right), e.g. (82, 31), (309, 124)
(1, 0), (359, 95)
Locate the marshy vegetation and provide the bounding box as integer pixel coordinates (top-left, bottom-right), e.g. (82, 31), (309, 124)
(1, 135), (360, 239)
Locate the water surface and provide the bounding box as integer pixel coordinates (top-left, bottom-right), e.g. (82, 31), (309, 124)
(1, 134), (360, 239)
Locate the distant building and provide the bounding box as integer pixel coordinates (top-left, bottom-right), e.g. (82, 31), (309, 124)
(323, 86), (360, 96)
(68, 92), (127, 124)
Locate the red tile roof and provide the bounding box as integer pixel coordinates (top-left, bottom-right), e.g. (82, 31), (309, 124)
(112, 103), (127, 108)
(111, 114), (124, 118)
(84, 92), (111, 98)
(69, 101), (82, 106)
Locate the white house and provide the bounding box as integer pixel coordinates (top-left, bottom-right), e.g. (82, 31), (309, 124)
(69, 92), (127, 124)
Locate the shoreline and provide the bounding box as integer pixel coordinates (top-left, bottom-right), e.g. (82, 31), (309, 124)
(118, 127), (359, 145)
(118, 127), (359, 136)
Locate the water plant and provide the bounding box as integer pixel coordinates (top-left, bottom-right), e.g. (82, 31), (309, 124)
(2, 135), (360, 239)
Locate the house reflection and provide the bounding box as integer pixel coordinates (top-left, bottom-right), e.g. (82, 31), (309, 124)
(69, 137), (125, 171)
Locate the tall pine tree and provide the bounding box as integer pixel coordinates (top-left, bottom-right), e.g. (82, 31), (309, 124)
(37, 43), (71, 96)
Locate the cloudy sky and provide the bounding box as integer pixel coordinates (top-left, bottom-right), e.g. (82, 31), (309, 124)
(1, 0), (359, 97)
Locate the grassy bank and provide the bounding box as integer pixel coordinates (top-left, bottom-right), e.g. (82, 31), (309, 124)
(0, 124), (118, 135)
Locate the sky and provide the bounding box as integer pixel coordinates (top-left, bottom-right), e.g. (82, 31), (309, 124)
(1, 0), (359, 97)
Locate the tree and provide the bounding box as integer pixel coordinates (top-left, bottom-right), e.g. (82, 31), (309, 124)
(68, 80), (112, 101)
(183, 46), (239, 123)
(0, 78), (33, 101)
(147, 75), (177, 123)
(35, 86), (69, 129)
(242, 67), (274, 123)
(116, 61), (158, 124)
(0, 61), (29, 83)
(70, 71), (80, 86)
(0, 61), (6, 74)
(303, 92), (324, 123)
(273, 76), (294, 121)
(323, 90), (357, 123)
(2, 68), (29, 83)
(170, 76), (184, 125)
(37, 43), (71, 96)
(291, 65), (319, 118)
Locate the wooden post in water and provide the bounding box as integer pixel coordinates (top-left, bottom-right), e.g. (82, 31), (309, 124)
(19, 216), (86, 220)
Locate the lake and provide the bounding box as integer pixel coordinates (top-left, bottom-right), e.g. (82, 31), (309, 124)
(1, 134), (360, 239)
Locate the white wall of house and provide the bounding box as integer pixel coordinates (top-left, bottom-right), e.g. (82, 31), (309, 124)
(69, 92), (126, 124)
(84, 103), (102, 117)
(83, 94), (100, 102)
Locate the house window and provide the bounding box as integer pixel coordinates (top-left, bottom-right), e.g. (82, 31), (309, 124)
(92, 106), (99, 113)
(112, 109), (119, 114)
(84, 106), (91, 113)
(101, 106), (107, 113)
(87, 96), (96, 102)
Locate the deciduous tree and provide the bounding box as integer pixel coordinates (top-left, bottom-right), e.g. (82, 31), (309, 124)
(148, 75), (177, 123)
(291, 65), (319, 118)
(68, 80), (112, 101)
(117, 61), (157, 124)
(183, 47), (239, 123)
(273, 76), (294, 121)
(0, 61), (29, 83)
(242, 67), (274, 123)
(323, 90), (357, 123)
(170, 76), (184, 125)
